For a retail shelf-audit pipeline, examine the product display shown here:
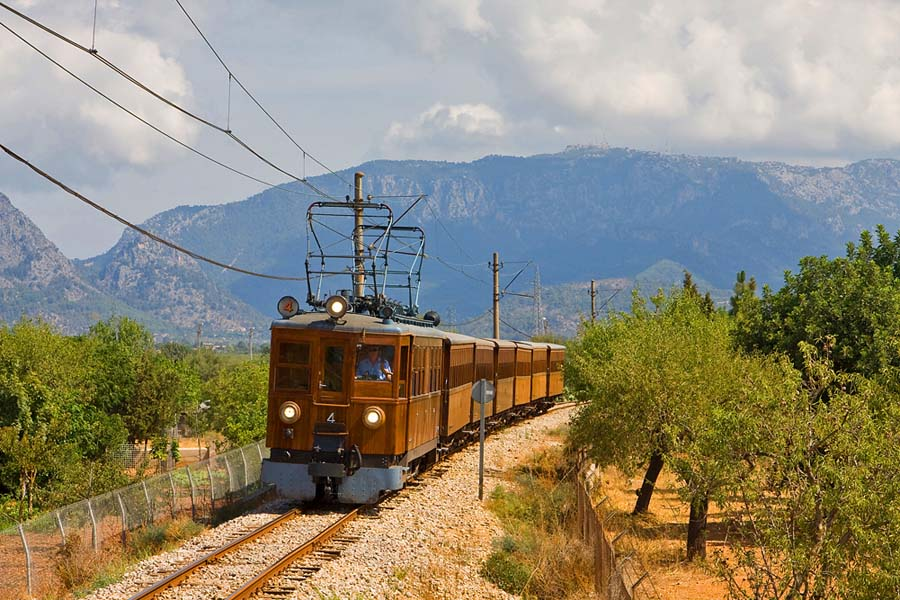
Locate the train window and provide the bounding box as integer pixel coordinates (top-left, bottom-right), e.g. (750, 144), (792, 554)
(275, 366), (310, 391)
(323, 346), (344, 391)
(355, 344), (395, 382)
(279, 342), (310, 364)
(275, 341), (311, 391)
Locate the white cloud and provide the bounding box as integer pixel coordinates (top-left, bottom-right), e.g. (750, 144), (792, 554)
(377, 0), (900, 160)
(0, 7), (198, 186)
(383, 103), (507, 158)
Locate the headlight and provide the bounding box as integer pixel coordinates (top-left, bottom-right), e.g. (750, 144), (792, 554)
(279, 401), (301, 424)
(362, 406), (385, 430)
(325, 295), (349, 319)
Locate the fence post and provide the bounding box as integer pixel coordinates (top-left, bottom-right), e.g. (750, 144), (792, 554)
(186, 467), (197, 521)
(87, 498), (99, 552)
(239, 447), (249, 489)
(168, 472), (177, 519)
(207, 463), (216, 513)
(223, 454), (235, 494)
(18, 523), (32, 597)
(142, 480), (153, 524)
(56, 510), (66, 546)
(116, 492), (128, 547)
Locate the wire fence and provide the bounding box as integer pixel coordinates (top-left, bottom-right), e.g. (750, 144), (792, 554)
(576, 464), (661, 600)
(0, 440), (268, 599)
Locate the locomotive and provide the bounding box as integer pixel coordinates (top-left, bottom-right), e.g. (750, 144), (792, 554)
(259, 173), (565, 503)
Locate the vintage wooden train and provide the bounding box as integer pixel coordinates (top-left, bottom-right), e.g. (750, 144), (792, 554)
(260, 295), (565, 503)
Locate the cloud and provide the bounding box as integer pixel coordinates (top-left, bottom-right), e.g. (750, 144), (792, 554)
(383, 103), (507, 159)
(374, 0), (900, 162)
(0, 4), (198, 188)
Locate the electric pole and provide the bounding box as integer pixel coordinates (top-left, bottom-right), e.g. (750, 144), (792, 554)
(492, 252), (500, 338)
(533, 265), (543, 337)
(590, 280), (597, 323)
(353, 171), (366, 299)
(195, 323), (202, 350)
(249, 327), (254, 359)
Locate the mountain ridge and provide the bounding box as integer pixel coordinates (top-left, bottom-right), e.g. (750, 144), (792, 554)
(5, 146), (900, 339)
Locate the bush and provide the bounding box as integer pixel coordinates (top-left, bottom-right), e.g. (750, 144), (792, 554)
(481, 550), (531, 594)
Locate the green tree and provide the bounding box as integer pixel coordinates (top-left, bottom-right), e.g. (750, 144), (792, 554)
(736, 228), (900, 377)
(568, 289), (798, 559)
(721, 342), (900, 599)
(204, 359), (268, 448)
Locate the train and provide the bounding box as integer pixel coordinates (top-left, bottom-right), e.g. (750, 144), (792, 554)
(260, 294), (566, 503)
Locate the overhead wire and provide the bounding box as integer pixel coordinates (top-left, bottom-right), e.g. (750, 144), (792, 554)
(500, 317), (531, 339)
(0, 19), (327, 202)
(171, 0), (350, 187)
(0, 1), (338, 200)
(0, 142), (307, 282)
(445, 308), (493, 328)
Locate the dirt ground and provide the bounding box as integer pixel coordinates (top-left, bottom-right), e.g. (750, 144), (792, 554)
(593, 466), (730, 600)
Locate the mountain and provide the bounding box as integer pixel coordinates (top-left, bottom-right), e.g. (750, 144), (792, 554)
(8, 146), (900, 339)
(0, 193), (163, 334)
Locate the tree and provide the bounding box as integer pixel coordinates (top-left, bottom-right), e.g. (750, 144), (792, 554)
(568, 288), (799, 559)
(720, 342), (900, 599)
(736, 228), (900, 377)
(204, 359), (269, 448)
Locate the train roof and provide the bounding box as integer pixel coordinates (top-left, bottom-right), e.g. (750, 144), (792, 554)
(270, 312), (564, 350)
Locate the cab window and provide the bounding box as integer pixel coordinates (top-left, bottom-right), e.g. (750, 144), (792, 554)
(355, 344), (395, 382)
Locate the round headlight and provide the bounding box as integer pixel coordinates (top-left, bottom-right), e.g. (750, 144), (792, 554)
(277, 296), (300, 318)
(362, 406), (385, 430)
(325, 295), (349, 319)
(279, 401), (301, 424)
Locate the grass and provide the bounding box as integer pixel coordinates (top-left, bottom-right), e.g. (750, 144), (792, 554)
(50, 517), (205, 598)
(480, 440), (596, 600)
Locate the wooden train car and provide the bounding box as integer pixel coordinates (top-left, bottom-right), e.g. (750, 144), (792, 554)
(261, 304), (566, 503)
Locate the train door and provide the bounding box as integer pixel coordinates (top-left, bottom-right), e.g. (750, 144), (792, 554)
(316, 340), (350, 406)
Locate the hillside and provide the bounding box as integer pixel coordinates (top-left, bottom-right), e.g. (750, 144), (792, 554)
(7, 146), (900, 338)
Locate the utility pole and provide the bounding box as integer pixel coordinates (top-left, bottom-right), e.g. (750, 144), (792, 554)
(590, 280), (597, 323)
(195, 323), (202, 350)
(353, 172), (366, 299)
(533, 265), (543, 337)
(492, 252), (500, 339)
(249, 327), (254, 360)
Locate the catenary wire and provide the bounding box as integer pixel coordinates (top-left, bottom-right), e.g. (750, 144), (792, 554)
(0, 20), (325, 201)
(0, 143), (307, 282)
(171, 0), (350, 187)
(0, 2), (338, 200)
(500, 317), (531, 338)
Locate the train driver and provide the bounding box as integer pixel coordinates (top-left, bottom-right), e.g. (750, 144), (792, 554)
(356, 345), (392, 381)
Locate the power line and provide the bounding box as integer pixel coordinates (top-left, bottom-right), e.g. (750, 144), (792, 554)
(425, 201), (475, 262)
(0, 142), (307, 282)
(500, 317), (531, 339)
(445, 308), (493, 328)
(171, 0), (349, 187)
(432, 255), (491, 286)
(0, 19), (325, 202)
(0, 2), (337, 200)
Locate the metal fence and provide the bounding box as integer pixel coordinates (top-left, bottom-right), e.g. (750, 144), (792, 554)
(576, 468), (661, 600)
(0, 440), (269, 599)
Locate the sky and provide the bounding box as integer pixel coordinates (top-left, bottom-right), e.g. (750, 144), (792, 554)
(3, 0), (900, 258)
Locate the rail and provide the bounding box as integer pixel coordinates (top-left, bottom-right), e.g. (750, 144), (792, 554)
(227, 508), (360, 599)
(128, 509), (300, 600)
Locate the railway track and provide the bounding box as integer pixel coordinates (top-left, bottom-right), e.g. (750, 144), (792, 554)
(127, 407), (566, 600)
(128, 466), (449, 600)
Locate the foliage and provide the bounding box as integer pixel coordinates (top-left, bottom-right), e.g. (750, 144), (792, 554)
(719, 343), (900, 599)
(567, 286), (800, 558)
(482, 445), (594, 599)
(735, 227), (900, 377)
(204, 359), (269, 449)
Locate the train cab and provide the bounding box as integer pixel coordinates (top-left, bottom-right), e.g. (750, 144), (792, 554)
(262, 310), (444, 503)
